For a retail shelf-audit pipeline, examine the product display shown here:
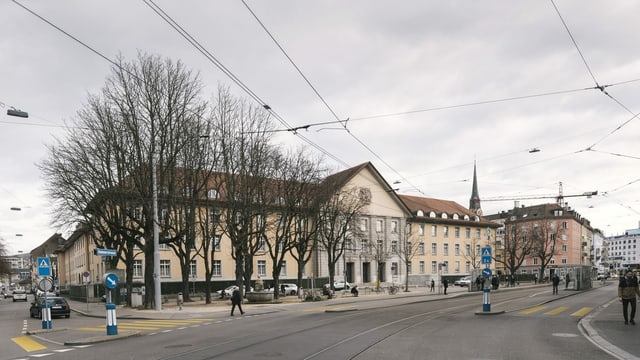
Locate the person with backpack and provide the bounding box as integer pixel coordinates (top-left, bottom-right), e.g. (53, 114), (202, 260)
(552, 274), (560, 295)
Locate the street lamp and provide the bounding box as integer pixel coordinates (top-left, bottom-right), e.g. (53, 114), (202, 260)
(7, 108), (28, 118)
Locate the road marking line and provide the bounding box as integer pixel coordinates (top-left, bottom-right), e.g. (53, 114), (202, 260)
(544, 306), (570, 315)
(518, 305), (547, 315)
(11, 336), (47, 352)
(571, 307), (593, 317)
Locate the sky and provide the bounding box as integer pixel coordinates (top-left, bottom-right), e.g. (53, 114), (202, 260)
(1, 1), (639, 255)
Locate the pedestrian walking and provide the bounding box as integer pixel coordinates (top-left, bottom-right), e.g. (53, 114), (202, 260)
(552, 274), (560, 294)
(442, 278), (448, 295)
(230, 288), (244, 316)
(565, 273), (570, 289)
(534, 273), (538, 284)
(430, 279), (435, 292)
(618, 270), (640, 325)
(177, 292), (184, 311)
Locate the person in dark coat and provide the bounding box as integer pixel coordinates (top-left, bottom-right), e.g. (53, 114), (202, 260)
(618, 270), (640, 325)
(442, 278), (448, 295)
(552, 274), (560, 294)
(565, 273), (570, 289)
(230, 288), (244, 316)
(430, 279), (435, 292)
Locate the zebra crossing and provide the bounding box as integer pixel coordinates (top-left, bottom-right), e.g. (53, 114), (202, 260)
(516, 305), (593, 317)
(78, 318), (212, 333)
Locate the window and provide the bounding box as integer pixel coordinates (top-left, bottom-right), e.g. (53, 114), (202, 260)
(465, 244), (471, 256)
(258, 236), (266, 251)
(419, 261), (425, 274)
(407, 261), (412, 274)
(377, 240), (383, 252)
(419, 224), (425, 236)
(360, 219), (368, 232)
(465, 261), (471, 273)
(431, 261), (437, 274)
(258, 260), (267, 276)
(345, 239), (353, 252)
(475, 229), (481, 239)
(418, 242), (425, 255)
(431, 225), (437, 237)
(362, 239), (369, 252)
(376, 220), (384, 232)
(562, 221), (568, 229)
(391, 220), (398, 233)
(454, 244), (460, 256)
(391, 240), (398, 253)
(444, 243), (449, 256)
(133, 260), (143, 278)
(209, 208), (221, 224)
(443, 261), (449, 274)
(212, 235), (221, 251)
(207, 189), (219, 199)
(160, 260), (171, 277)
(561, 258), (567, 264)
(455, 227), (460, 238)
(533, 258), (539, 265)
(431, 243), (437, 255)
(280, 260), (287, 276)
(190, 260), (197, 278)
(391, 262), (398, 276)
(213, 260), (222, 277)
(562, 244), (567, 252)
(443, 226), (449, 238)
(455, 261), (460, 273)
(465, 228), (471, 239)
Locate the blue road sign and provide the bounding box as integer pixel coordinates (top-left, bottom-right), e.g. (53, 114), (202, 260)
(37, 257), (51, 276)
(482, 268), (492, 278)
(94, 248), (117, 257)
(481, 247), (492, 264)
(104, 273), (119, 289)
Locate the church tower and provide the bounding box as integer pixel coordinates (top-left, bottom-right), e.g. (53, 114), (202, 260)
(469, 162), (482, 215)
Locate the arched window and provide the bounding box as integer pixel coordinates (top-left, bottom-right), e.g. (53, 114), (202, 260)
(441, 213), (448, 219)
(207, 189), (219, 199)
(452, 213), (459, 220)
(429, 211), (436, 218)
(417, 210), (424, 217)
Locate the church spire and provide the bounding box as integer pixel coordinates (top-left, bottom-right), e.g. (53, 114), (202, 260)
(469, 162), (482, 215)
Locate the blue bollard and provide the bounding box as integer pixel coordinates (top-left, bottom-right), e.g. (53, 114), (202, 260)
(483, 287), (491, 312)
(106, 302), (118, 335)
(41, 302), (52, 329)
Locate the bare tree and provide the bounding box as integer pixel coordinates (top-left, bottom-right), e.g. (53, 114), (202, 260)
(40, 53), (209, 308)
(398, 227), (420, 292)
(0, 238), (10, 278)
(370, 232), (392, 289)
(265, 149), (324, 299)
(462, 236), (484, 272)
(316, 181), (371, 292)
(530, 220), (562, 282)
(495, 222), (534, 285)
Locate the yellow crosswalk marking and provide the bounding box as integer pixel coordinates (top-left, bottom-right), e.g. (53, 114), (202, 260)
(518, 305), (547, 315)
(570, 307), (593, 317)
(11, 336), (47, 352)
(79, 319), (209, 332)
(544, 306), (569, 315)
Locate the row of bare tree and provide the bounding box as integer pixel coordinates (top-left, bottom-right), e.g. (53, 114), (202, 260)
(39, 53), (371, 308)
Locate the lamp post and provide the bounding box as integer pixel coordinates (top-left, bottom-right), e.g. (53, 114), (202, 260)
(152, 154), (161, 310)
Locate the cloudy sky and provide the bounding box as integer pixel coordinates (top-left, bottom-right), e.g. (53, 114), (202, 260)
(1, 1), (639, 254)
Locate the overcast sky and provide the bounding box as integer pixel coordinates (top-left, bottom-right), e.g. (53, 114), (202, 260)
(1, 1), (639, 255)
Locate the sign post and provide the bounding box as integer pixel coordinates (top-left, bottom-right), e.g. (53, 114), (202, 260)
(104, 273), (119, 335)
(481, 247), (492, 312)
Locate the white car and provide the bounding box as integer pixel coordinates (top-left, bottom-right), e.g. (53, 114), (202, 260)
(454, 276), (472, 287)
(268, 283), (298, 296)
(216, 285), (253, 299)
(324, 280), (350, 291)
(12, 289), (28, 302)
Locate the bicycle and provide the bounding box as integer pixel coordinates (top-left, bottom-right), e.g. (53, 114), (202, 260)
(388, 284), (399, 295)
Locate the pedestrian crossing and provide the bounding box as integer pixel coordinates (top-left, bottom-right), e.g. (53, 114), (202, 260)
(516, 305), (593, 317)
(78, 318), (211, 332)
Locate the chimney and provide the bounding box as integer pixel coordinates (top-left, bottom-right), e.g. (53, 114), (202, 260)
(514, 201), (520, 209)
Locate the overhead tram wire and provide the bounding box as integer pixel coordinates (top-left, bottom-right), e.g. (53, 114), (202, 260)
(143, 0), (349, 168)
(240, 1), (424, 194)
(551, 0), (640, 149)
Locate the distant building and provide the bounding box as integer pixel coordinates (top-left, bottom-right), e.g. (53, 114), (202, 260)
(604, 222), (640, 272)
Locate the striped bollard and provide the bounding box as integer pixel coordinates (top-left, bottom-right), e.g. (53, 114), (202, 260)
(483, 287), (491, 312)
(106, 302), (118, 335)
(41, 302), (52, 329)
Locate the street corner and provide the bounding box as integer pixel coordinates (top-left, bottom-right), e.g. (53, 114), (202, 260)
(64, 330), (141, 346)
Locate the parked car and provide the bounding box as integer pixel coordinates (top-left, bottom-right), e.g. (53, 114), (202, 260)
(268, 283), (298, 296)
(324, 280), (351, 291)
(3, 289), (13, 298)
(454, 276), (472, 287)
(29, 297), (71, 318)
(215, 285), (253, 299)
(12, 289), (28, 302)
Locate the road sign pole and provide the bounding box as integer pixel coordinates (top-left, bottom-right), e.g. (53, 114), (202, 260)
(106, 302), (118, 335)
(41, 302), (52, 329)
